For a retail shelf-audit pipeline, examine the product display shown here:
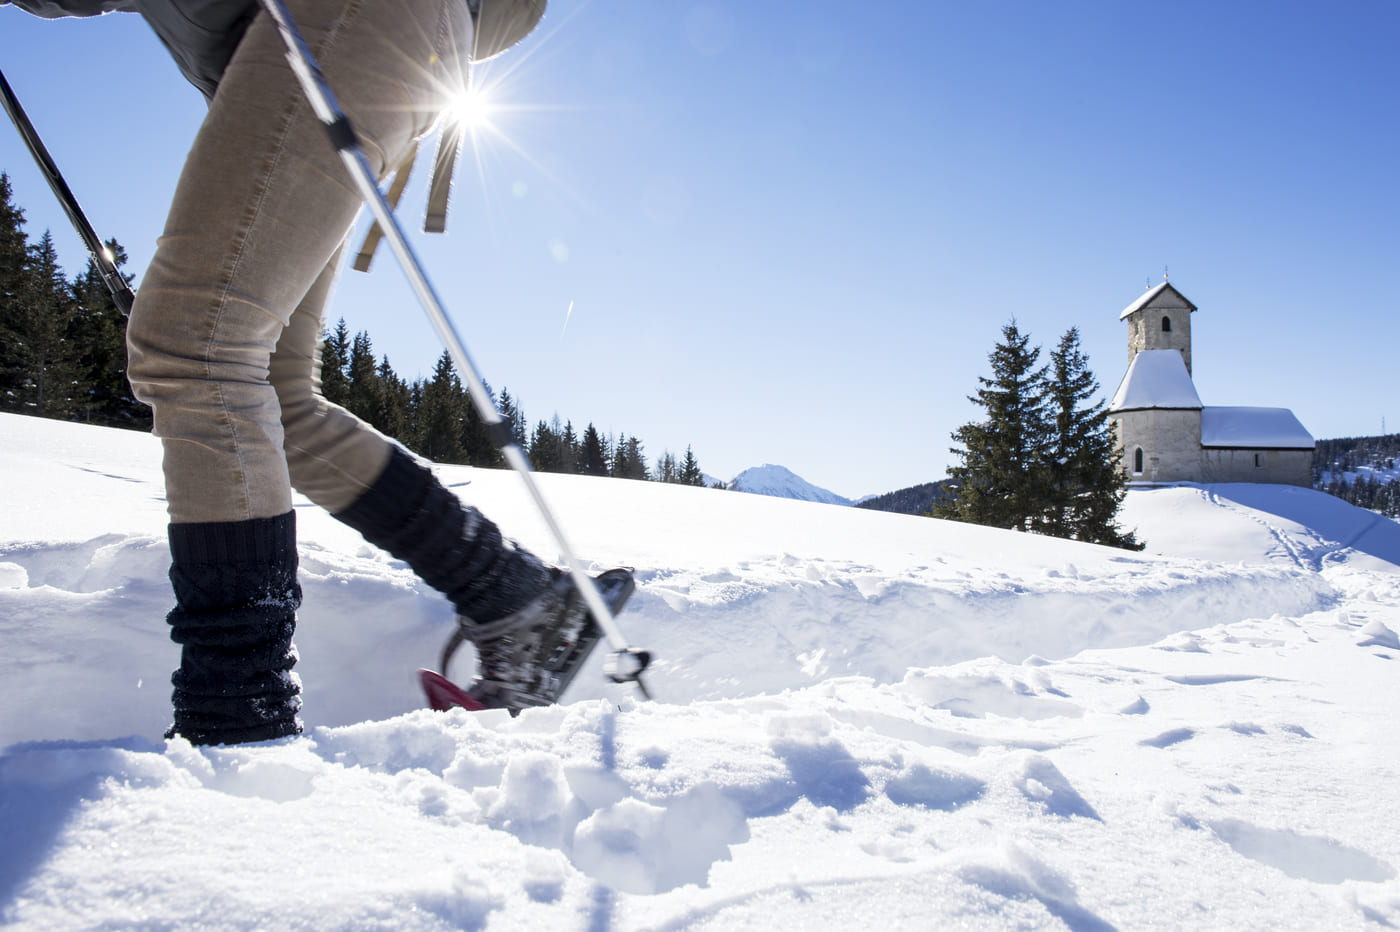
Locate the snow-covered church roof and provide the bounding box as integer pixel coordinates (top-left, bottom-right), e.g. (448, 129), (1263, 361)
(1110, 350), (1202, 411)
(1201, 407), (1314, 449)
(1119, 281), (1198, 320)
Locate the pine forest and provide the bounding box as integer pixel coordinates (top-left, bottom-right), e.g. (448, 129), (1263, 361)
(0, 172), (710, 487)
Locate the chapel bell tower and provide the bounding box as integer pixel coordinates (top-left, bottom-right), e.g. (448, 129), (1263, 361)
(1120, 278), (1198, 375)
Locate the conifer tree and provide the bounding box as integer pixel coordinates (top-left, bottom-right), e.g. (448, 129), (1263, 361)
(1042, 327), (1141, 549)
(496, 388), (526, 448)
(376, 355), (411, 441)
(2, 231), (80, 417)
(319, 318), (351, 407)
(612, 435), (649, 480)
(558, 419), (578, 473)
(934, 321), (1050, 531)
(0, 174), (31, 409)
(680, 445), (705, 486)
(529, 418), (561, 471)
(69, 240), (148, 428)
(415, 350), (467, 462)
(345, 330), (383, 426)
(459, 379), (501, 468)
(579, 423), (609, 477)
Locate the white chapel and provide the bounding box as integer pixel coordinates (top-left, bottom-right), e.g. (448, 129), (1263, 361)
(1107, 281), (1315, 486)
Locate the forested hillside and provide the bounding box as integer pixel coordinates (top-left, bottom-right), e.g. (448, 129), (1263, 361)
(1315, 433), (1400, 518)
(854, 481), (950, 516)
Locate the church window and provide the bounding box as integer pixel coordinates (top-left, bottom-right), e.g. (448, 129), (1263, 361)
(1161, 316), (1172, 333)
(1133, 447), (1144, 474)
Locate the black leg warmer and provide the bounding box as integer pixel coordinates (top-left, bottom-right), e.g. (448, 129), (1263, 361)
(332, 447), (550, 623)
(166, 511), (303, 746)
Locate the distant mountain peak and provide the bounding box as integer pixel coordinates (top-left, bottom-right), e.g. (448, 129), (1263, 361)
(727, 464), (851, 506)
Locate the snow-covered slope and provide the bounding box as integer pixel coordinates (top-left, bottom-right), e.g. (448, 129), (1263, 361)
(727, 463), (851, 505)
(2, 413), (1399, 930)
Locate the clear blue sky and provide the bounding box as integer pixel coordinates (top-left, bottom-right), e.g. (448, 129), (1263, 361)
(3, 0), (1396, 499)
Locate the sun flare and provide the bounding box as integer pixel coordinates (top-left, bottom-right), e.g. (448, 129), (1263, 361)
(450, 87), (493, 132)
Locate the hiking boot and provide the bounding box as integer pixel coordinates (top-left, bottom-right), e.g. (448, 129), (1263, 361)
(436, 567), (635, 712)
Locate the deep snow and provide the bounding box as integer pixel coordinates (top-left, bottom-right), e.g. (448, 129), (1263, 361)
(2, 412), (1398, 930)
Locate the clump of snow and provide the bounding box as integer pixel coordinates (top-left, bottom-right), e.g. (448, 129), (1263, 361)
(2, 413), (1399, 930)
(1357, 618), (1400, 650)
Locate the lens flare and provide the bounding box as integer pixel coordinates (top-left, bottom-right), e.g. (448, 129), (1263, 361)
(451, 87), (493, 132)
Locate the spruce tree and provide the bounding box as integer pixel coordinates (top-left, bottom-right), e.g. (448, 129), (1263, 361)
(0, 174), (31, 409)
(3, 231), (80, 417)
(612, 435), (649, 480)
(933, 320), (1050, 531)
(376, 355), (411, 441)
(558, 419), (578, 473)
(680, 445), (704, 486)
(319, 318), (351, 407)
(1042, 327), (1141, 549)
(580, 423), (609, 477)
(460, 379), (501, 468)
(345, 330), (383, 426)
(529, 418), (561, 471)
(415, 351), (467, 463)
(497, 388), (527, 448)
(69, 240), (148, 428)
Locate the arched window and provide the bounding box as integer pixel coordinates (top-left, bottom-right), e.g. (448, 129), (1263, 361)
(1133, 447), (1144, 474)
(1161, 316), (1172, 333)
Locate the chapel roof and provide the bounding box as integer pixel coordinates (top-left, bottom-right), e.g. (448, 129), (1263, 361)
(1201, 407), (1315, 449)
(1119, 281), (1199, 320)
(1109, 349), (1203, 411)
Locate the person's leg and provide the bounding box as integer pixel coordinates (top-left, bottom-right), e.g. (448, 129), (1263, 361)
(270, 250), (554, 628)
(127, 0), (473, 744)
(268, 250), (393, 514)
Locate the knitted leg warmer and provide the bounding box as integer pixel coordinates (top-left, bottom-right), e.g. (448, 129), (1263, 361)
(332, 447), (551, 624)
(166, 511), (303, 746)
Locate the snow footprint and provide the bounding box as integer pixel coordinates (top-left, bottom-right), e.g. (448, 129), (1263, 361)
(884, 762), (985, 812)
(768, 713), (871, 813)
(1210, 819), (1396, 884)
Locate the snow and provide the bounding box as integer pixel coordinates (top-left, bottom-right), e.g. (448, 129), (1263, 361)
(1202, 407), (1315, 449)
(3, 412), (1400, 931)
(1109, 349), (1203, 411)
(726, 463), (851, 506)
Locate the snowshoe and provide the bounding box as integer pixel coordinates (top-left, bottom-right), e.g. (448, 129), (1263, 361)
(420, 567), (636, 713)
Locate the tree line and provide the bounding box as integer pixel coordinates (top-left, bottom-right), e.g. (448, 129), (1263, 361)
(1, 173), (150, 429)
(0, 172), (710, 486)
(318, 317), (711, 484)
(1314, 434), (1400, 519)
(933, 321), (1143, 550)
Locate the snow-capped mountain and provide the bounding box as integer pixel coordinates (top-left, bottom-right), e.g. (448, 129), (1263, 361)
(726, 463), (852, 505)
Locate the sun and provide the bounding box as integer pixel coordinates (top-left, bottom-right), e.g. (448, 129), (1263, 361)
(450, 87), (494, 133)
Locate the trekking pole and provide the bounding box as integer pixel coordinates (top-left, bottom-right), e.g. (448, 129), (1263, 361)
(0, 68), (135, 316)
(257, 0), (653, 698)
